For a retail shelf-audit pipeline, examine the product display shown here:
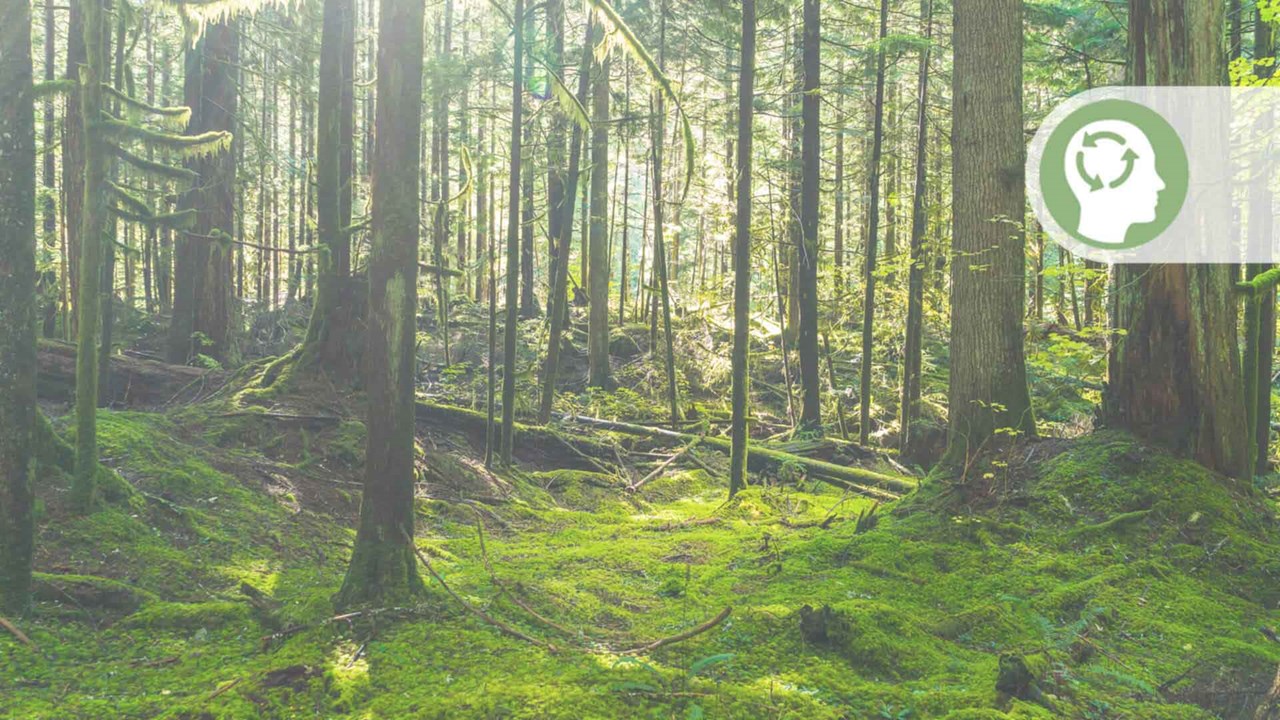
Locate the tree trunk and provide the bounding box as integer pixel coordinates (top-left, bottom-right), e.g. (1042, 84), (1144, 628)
(64, 0), (86, 334)
(859, 0), (890, 445)
(301, 0), (362, 378)
(0, 0), (37, 612)
(901, 0), (933, 456)
(538, 20), (595, 423)
(729, 0), (756, 497)
(1104, 0), (1247, 479)
(334, 0), (427, 608)
(944, 0), (1036, 467)
(73, 0), (110, 510)
(651, 0), (679, 425)
(588, 50), (613, 388)
(39, 0), (58, 337)
(500, 0), (527, 466)
(795, 0), (822, 433)
(1251, 8), (1276, 475)
(169, 21), (239, 366)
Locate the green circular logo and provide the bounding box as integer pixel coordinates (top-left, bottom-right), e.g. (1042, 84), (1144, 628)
(1040, 99), (1188, 250)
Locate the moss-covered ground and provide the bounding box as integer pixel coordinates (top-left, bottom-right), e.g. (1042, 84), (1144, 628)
(4, 389), (1280, 718)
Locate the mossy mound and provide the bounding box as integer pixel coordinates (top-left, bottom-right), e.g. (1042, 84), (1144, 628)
(5, 409), (1279, 718)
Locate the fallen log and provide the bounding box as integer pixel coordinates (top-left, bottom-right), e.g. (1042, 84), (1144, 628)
(558, 414), (916, 498)
(37, 339), (221, 407)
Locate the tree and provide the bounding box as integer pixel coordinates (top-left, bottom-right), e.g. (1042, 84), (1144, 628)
(0, 0), (37, 613)
(944, 0), (1036, 467)
(168, 21), (240, 366)
(587, 48), (613, 388)
(650, 0), (680, 425)
(300, 0), (361, 377)
(900, 0), (933, 456)
(858, 0), (889, 445)
(729, 0), (756, 498)
(500, 0), (527, 466)
(538, 20), (595, 423)
(795, 0), (821, 433)
(335, 0), (427, 608)
(1104, 0), (1246, 478)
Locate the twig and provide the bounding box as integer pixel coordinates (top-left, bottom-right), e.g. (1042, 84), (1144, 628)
(206, 678), (241, 700)
(0, 616), (36, 650)
(406, 531), (559, 653)
(630, 438), (701, 491)
(622, 607), (732, 655)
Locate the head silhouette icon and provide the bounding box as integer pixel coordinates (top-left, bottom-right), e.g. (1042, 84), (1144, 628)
(1065, 119), (1165, 245)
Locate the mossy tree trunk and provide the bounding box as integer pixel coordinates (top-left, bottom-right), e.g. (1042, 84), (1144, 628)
(73, 0), (110, 511)
(587, 49), (613, 388)
(943, 0), (1036, 468)
(168, 21), (239, 366)
(335, 0), (427, 609)
(1247, 8), (1275, 475)
(795, 0), (821, 434)
(1104, 0), (1247, 479)
(729, 0), (756, 498)
(0, 0), (37, 613)
(64, 1), (86, 334)
(301, 0), (362, 379)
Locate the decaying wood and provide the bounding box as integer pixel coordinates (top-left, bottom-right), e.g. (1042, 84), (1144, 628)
(37, 339), (221, 407)
(558, 414), (916, 498)
(0, 616), (36, 650)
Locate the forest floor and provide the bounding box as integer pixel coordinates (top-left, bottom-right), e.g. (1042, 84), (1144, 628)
(5, 347), (1280, 719)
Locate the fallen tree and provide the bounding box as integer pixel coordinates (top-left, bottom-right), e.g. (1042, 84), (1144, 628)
(38, 340), (221, 407)
(558, 414), (917, 498)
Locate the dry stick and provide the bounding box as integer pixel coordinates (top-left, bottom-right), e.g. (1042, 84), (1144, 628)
(206, 678), (242, 701)
(405, 532), (559, 653)
(622, 606), (732, 655)
(630, 437), (701, 491)
(0, 616), (36, 650)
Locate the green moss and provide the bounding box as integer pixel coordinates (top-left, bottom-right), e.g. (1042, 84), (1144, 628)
(121, 600), (252, 630)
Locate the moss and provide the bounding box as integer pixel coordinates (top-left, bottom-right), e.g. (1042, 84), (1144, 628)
(121, 600), (251, 630)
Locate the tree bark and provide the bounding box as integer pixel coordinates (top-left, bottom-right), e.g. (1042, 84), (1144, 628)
(0, 0), (37, 612)
(587, 49), (613, 388)
(1104, 0), (1247, 479)
(943, 0), (1036, 467)
(500, 0), (527, 466)
(169, 21), (239, 366)
(795, 0), (822, 433)
(335, 0), (427, 608)
(729, 0), (756, 497)
(900, 0), (933, 456)
(859, 0), (890, 444)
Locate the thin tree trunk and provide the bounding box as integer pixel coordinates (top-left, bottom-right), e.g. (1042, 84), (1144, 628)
(588, 48), (613, 387)
(795, 0), (822, 433)
(900, 0), (932, 456)
(500, 0), (527, 466)
(651, 0), (679, 424)
(859, 0), (890, 444)
(729, 0), (756, 497)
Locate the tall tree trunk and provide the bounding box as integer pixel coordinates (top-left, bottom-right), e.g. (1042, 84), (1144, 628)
(729, 0), (756, 497)
(944, 0), (1036, 467)
(538, 19), (595, 423)
(39, 0), (58, 337)
(652, 0), (680, 425)
(832, 58), (845, 310)
(0, 0), (37, 612)
(795, 0), (822, 433)
(859, 0), (890, 444)
(334, 0), (427, 608)
(98, 3), (126, 407)
(588, 49), (613, 387)
(169, 21), (239, 366)
(301, 0), (361, 377)
(545, 0), (566, 314)
(1250, 7), (1276, 475)
(64, 0), (86, 335)
(500, 0), (526, 466)
(900, 0), (933, 456)
(73, 0), (110, 510)
(1104, 0), (1246, 478)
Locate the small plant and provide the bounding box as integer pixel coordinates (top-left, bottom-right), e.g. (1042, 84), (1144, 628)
(607, 652), (735, 717)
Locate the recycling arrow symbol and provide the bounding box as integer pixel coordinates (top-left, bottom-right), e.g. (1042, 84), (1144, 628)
(1075, 131), (1138, 192)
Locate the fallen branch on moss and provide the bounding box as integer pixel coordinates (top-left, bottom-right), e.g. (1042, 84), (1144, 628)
(557, 414), (916, 499)
(0, 616), (36, 650)
(37, 339), (220, 407)
(1068, 509), (1152, 538)
(621, 606), (732, 655)
(407, 532), (561, 653)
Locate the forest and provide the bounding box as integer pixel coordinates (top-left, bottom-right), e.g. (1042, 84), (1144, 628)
(3, 0), (1280, 717)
